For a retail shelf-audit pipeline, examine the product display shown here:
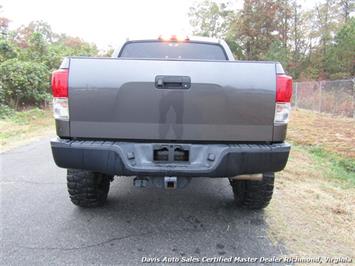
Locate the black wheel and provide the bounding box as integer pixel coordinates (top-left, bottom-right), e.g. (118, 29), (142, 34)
(229, 173), (275, 210)
(67, 169), (112, 207)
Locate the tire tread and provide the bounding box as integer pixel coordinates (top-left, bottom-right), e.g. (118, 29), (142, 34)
(230, 173), (274, 210)
(67, 169), (110, 208)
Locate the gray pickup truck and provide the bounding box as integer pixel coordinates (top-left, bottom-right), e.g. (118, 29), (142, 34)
(50, 35), (292, 209)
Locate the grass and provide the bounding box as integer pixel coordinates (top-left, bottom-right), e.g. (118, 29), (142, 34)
(267, 147), (355, 258)
(0, 108), (55, 152)
(308, 146), (355, 186)
(287, 109), (355, 187)
(266, 109), (355, 259)
(287, 108), (355, 158)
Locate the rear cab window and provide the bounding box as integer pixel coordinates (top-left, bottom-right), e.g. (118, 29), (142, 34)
(118, 41), (228, 61)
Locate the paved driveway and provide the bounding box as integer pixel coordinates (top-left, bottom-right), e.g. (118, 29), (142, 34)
(1, 138), (286, 265)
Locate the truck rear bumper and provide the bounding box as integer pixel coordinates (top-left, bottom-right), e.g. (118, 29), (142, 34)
(51, 138), (290, 177)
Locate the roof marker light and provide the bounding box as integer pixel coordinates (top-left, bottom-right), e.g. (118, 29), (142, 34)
(158, 35), (189, 42)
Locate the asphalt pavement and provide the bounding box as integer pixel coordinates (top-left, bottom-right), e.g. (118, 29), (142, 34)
(1, 138), (287, 265)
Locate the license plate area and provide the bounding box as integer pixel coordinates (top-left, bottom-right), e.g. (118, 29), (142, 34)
(153, 145), (190, 163)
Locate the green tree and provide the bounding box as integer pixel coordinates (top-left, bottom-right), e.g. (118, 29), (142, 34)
(275, 0), (292, 51)
(229, 0), (292, 60)
(99, 46), (114, 57)
(0, 39), (17, 62)
(189, 0), (235, 38)
(11, 20), (54, 48)
(0, 5), (10, 38)
(313, 0), (339, 78)
(325, 17), (355, 79)
(288, 1), (309, 78)
(0, 59), (50, 109)
(26, 32), (48, 61)
(187, 0), (354, 80)
(0, 17), (10, 38)
(55, 34), (98, 56)
(265, 40), (288, 66)
(0, 17), (100, 112)
(337, 0), (355, 23)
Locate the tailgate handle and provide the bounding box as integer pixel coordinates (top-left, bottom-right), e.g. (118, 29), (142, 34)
(155, 75), (191, 89)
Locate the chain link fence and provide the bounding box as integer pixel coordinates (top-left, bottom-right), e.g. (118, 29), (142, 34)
(293, 78), (355, 118)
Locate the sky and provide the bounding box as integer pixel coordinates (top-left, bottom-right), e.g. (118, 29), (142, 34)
(1, 0), (195, 49)
(1, 0), (321, 50)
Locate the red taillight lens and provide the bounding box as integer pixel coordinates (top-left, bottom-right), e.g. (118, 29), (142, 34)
(51, 69), (68, 97)
(276, 74), (293, 102)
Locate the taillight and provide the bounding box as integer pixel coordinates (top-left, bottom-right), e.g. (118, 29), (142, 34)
(275, 74), (293, 123)
(51, 69), (68, 97)
(51, 69), (69, 120)
(276, 74), (293, 102)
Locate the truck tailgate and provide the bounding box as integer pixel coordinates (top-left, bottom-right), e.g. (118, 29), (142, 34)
(68, 58), (276, 141)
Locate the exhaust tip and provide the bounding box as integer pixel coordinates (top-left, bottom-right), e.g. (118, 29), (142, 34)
(232, 174), (263, 181)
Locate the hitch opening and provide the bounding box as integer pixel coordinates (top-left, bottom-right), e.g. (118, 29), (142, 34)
(164, 176), (177, 189)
